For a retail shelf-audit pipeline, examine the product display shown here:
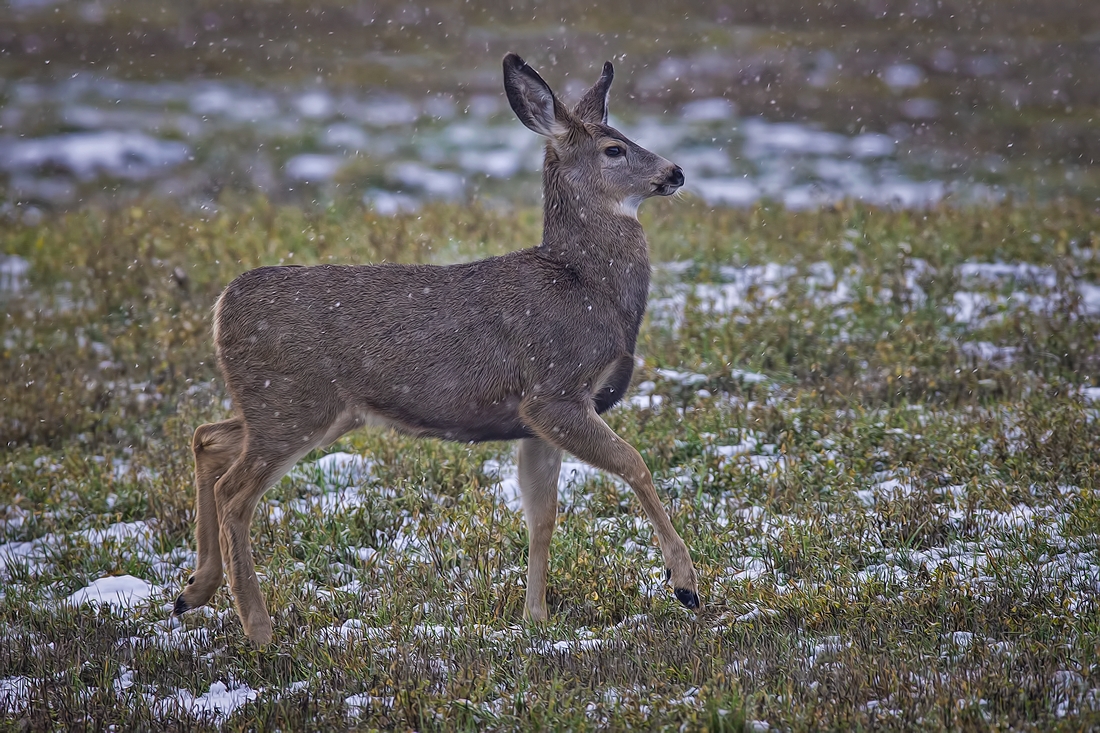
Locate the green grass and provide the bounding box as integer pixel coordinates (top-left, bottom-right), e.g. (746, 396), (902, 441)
(2, 198), (1100, 730)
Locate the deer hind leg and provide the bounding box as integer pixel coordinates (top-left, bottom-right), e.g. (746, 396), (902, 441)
(174, 418), (244, 617)
(517, 437), (563, 622)
(520, 398), (700, 612)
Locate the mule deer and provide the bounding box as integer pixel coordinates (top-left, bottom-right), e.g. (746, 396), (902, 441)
(174, 53), (699, 644)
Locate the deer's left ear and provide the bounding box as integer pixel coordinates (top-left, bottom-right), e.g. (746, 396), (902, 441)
(503, 53), (576, 138)
(573, 61), (614, 125)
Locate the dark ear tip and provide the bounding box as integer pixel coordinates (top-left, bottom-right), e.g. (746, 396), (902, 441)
(602, 60), (615, 76)
(503, 52), (525, 70)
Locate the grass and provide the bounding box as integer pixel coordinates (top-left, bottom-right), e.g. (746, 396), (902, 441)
(2, 197), (1100, 730)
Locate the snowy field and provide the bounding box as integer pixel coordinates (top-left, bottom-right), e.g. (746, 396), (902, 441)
(0, 72), (981, 219)
(5, 0), (1098, 219)
(2, 201), (1100, 729)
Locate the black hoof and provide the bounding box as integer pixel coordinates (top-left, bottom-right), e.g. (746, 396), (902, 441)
(172, 594), (190, 616)
(674, 588), (700, 610)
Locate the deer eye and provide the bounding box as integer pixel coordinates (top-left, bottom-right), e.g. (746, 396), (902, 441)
(604, 145), (625, 158)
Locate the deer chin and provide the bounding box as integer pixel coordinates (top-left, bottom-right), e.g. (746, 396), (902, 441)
(652, 182), (682, 197)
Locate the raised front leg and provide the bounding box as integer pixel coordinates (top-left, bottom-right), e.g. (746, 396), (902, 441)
(520, 398), (700, 611)
(174, 418), (243, 616)
(517, 437), (563, 622)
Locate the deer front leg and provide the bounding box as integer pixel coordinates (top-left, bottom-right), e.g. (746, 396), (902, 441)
(174, 418), (243, 616)
(520, 398), (700, 612)
(517, 437), (563, 622)
(212, 452), (287, 646)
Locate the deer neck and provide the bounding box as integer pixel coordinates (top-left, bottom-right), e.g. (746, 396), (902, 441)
(538, 162), (651, 318)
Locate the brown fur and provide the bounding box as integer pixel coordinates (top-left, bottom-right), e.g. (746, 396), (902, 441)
(174, 53), (699, 644)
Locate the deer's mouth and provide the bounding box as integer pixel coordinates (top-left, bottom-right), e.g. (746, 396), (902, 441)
(653, 166), (685, 196)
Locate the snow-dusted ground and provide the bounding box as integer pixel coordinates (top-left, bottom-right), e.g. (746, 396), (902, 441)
(2, 255), (1099, 725)
(65, 574), (155, 610)
(0, 73), (1002, 218)
(652, 258), (1100, 338)
(4, 420), (1098, 723)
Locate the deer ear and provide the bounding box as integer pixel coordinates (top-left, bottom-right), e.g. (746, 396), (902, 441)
(573, 61), (614, 125)
(503, 53), (572, 138)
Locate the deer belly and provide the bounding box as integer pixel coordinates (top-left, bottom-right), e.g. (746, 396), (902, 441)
(357, 392), (532, 443)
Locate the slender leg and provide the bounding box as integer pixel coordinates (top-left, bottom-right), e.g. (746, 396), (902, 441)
(214, 436), (323, 645)
(174, 418), (243, 616)
(517, 437), (562, 622)
(520, 398), (700, 610)
(219, 516), (235, 592)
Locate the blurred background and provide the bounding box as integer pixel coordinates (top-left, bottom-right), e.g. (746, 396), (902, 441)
(1, 0), (1098, 220)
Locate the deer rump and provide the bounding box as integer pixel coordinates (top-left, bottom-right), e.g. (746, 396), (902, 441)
(215, 256), (641, 445)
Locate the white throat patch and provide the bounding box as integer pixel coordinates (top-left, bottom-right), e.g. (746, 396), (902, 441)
(615, 196), (642, 219)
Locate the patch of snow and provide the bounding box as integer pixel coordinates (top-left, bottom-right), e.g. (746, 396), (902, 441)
(189, 85), (280, 122)
(355, 94), (420, 127)
(318, 619), (391, 644)
(681, 98), (737, 122)
(281, 680), (311, 696)
(850, 133), (895, 158)
(66, 574), (155, 611)
(363, 189), (420, 216)
(310, 451), (374, 483)
(113, 667), (135, 694)
(294, 90), (334, 120)
(151, 681), (258, 724)
(655, 368), (708, 386)
(882, 64), (925, 90)
(484, 457), (609, 512)
(533, 637), (616, 655)
(742, 119), (846, 157)
(1051, 670), (1086, 718)
(957, 261), (1058, 288)
(949, 631), (974, 648)
(726, 558), (770, 582)
(0, 132), (190, 180)
(959, 341), (1018, 366)
(730, 368), (770, 384)
(807, 635), (851, 666)
(322, 123), (369, 150)
(0, 504), (29, 535)
(346, 692), (395, 717)
(458, 148), (524, 178)
(735, 606), (779, 623)
(951, 291), (995, 325)
(0, 520), (157, 581)
(0, 255), (30, 294)
(1078, 282), (1100, 314)
(284, 154), (344, 182)
(0, 676), (31, 714)
(388, 162), (464, 198)
(712, 432), (760, 459)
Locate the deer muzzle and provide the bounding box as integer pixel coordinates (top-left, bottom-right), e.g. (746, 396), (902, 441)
(653, 166), (685, 196)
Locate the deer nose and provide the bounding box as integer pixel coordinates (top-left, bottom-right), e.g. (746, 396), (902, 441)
(667, 166), (685, 187)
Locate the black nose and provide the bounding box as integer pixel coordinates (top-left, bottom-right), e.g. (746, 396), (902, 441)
(667, 166), (685, 187)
